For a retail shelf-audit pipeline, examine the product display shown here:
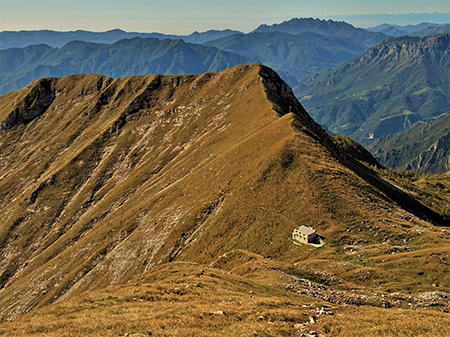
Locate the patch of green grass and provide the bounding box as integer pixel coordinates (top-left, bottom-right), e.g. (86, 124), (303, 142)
(413, 87), (432, 95)
(373, 84), (389, 91)
(351, 85), (389, 100)
(380, 109), (414, 121)
(352, 89), (369, 99)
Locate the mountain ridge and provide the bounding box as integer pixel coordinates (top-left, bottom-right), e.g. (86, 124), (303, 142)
(0, 37), (259, 96)
(253, 17), (388, 47)
(205, 31), (366, 87)
(0, 28), (244, 50)
(0, 66), (448, 334)
(368, 113), (450, 174)
(366, 22), (449, 37)
(298, 33), (449, 145)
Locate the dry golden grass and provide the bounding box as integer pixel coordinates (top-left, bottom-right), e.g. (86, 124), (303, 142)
(316, 306), (450, 337)
(0, 65), (449, 335)
(1, 261), (449, 337)
(0, 262), (314, 337)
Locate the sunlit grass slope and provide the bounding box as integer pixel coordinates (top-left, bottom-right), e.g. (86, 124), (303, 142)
(0, 65), (448, 335)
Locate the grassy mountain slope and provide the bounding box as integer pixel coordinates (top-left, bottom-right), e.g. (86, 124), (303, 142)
(0, 65), (449, 334)
(298, 33), (449, 145)
(205, 31), (365, 87)
(1, 259), (450, 337)
(368, 113), (450, 174)
(0, 37), (258, 95)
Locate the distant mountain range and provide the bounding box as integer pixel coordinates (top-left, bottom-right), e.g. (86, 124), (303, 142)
(0, 28), (243, 50)
(0, 18), (389, 52)
(0, 17), (448, 175)
(298, 33), (449, 146)
(0, 18), (388, 95)
(410, 24), (450, 37)
(253, 18), (388, 47)
(367, 22), (440, 33)
(204, 31), (366, 87)
(367, 22), (449, 37)
(0, 37), (258, 95)
(368, 113), (450, 174)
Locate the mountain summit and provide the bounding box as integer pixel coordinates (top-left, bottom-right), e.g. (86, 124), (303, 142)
(0, 66), (448, 333)
(252, 17), (388, 46)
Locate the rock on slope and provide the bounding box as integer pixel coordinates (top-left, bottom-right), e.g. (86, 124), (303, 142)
(0, 65), (447, 321)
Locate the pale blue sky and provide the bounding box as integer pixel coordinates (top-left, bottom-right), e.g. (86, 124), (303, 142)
(1, 0), (449, 33)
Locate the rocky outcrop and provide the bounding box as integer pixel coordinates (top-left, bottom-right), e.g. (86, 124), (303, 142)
(369, 113), (450, 174)
(406, 133), (450, 172)
(109, 76), (161, 133)
(338, 33), (449, 75)
(259, 66), (337, 153)
(0, 78), (55, 130)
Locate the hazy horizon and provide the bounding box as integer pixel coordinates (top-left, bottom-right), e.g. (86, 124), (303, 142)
(0, 0), (449, 34)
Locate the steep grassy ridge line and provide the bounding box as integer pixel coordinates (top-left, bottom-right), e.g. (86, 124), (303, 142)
(0, 65), (448, 325)
(0, 64), (319, 319)
(0, 65), (279, 317)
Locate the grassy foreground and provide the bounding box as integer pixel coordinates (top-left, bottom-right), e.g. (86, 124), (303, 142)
(0, 261), (448, 337)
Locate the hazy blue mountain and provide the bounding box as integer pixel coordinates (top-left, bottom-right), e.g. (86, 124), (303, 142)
(0, 37), (259, 95)
(297, 34), (449, 145)
(183, 29), (243, 44)
(205, 31), (366, 87)
(375, 27), (409, 37)
(252, 17), (388, 47)
(411, 24), (450, 37)
(0, 29), (243, 50)
(367, 23), (449, 37)
(367, 22), (442, 34)
(368, 113), (450, 174)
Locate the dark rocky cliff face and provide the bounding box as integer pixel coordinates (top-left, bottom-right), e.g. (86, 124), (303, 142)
(0, 78), (55, 130)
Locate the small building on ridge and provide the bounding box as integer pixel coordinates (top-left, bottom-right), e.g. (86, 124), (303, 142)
(292, 225), (317, 244)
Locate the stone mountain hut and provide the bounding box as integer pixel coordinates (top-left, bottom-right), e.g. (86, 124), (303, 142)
(292, 225), (317, 244)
